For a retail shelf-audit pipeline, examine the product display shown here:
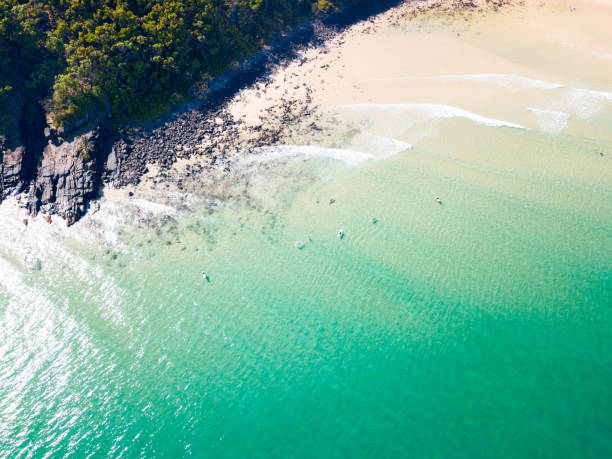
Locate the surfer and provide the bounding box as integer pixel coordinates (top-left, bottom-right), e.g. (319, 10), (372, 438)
(338, 230), (344, 239)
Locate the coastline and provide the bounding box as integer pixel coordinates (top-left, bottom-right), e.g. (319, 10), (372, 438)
(0, 0), (522, 226)
(0, 0), (404, 225)
(1, 0), (611, 456)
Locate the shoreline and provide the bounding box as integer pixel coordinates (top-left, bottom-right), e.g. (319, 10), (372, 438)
(1, 0), (611, 455)
(1, 0), (522, 225)
(1, 0), (407, 225)
(105, 0), (523, 187)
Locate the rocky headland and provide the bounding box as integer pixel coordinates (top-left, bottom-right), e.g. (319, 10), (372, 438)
(0, 0), (513, 226)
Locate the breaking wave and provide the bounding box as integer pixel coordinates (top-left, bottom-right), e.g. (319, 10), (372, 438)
(527, 108), (571, 134)
(332, 103), (527, 129)
(242, 145), (377, 166)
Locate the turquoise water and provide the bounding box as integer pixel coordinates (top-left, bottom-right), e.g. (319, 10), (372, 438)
(2, 3), (612, 457)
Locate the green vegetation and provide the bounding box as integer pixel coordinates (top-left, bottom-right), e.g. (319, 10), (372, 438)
(79, 140), (91, 161)
(0, 0), (355, 132)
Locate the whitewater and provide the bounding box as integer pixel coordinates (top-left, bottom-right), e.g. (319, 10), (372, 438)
(1, 0), (611, 456)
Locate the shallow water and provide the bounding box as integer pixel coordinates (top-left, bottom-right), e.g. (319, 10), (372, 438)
(1, 1), (611, 457)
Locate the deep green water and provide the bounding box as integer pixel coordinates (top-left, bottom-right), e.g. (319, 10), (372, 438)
(2, 5), (612, 458)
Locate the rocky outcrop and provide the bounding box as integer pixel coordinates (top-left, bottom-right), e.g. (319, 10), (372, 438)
(24, 129), (107, 226)
(0, 0), (414, 224)
(0, 90), (28, 200)
(0, 144), (27, 198)
(0, 72), (113, 225)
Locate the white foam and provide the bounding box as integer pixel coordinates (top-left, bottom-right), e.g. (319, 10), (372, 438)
(130, 198), (178, 216)
(0, 199), (128, 327)
(361, 135), (413, 158)
(557, 87), (612, 120)
(527, 108), (571, 134)
(572, 87), (612, 102)
(332, 103), (527, 129)
(366, 74), (612, 121)
(243, 145), (377, 166)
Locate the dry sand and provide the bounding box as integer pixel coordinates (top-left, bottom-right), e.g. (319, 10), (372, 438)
(226, 0), (611, 126)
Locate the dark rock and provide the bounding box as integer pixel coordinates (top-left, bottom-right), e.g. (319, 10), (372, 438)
(1, 145), (26, 197)
(20, 128), (110, 225)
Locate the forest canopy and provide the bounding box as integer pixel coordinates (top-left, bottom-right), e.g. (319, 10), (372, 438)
(0, 0), (349, 130)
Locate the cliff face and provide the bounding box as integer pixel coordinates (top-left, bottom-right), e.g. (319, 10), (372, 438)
(0, 145), (26, 197)
(0, 90), (27, 200)
(0, 115), (108, 226)
(24, 129), (107, 225)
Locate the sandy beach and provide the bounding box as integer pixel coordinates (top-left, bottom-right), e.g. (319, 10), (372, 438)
(122, 0), (611, 202)
(225, 0), (611, 123)
(1, 0), (611, 456)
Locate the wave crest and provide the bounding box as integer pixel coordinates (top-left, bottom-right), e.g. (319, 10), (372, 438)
(332, 103), (527, 129)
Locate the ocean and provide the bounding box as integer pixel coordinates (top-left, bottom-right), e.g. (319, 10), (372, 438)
(1, 0), (611, 456)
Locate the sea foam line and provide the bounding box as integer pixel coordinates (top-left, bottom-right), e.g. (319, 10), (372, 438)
(243, 145), (377, 166)
(527, 107), (571, 134)
(367, 135), (413, 157)
(331, 103), (527, 129)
